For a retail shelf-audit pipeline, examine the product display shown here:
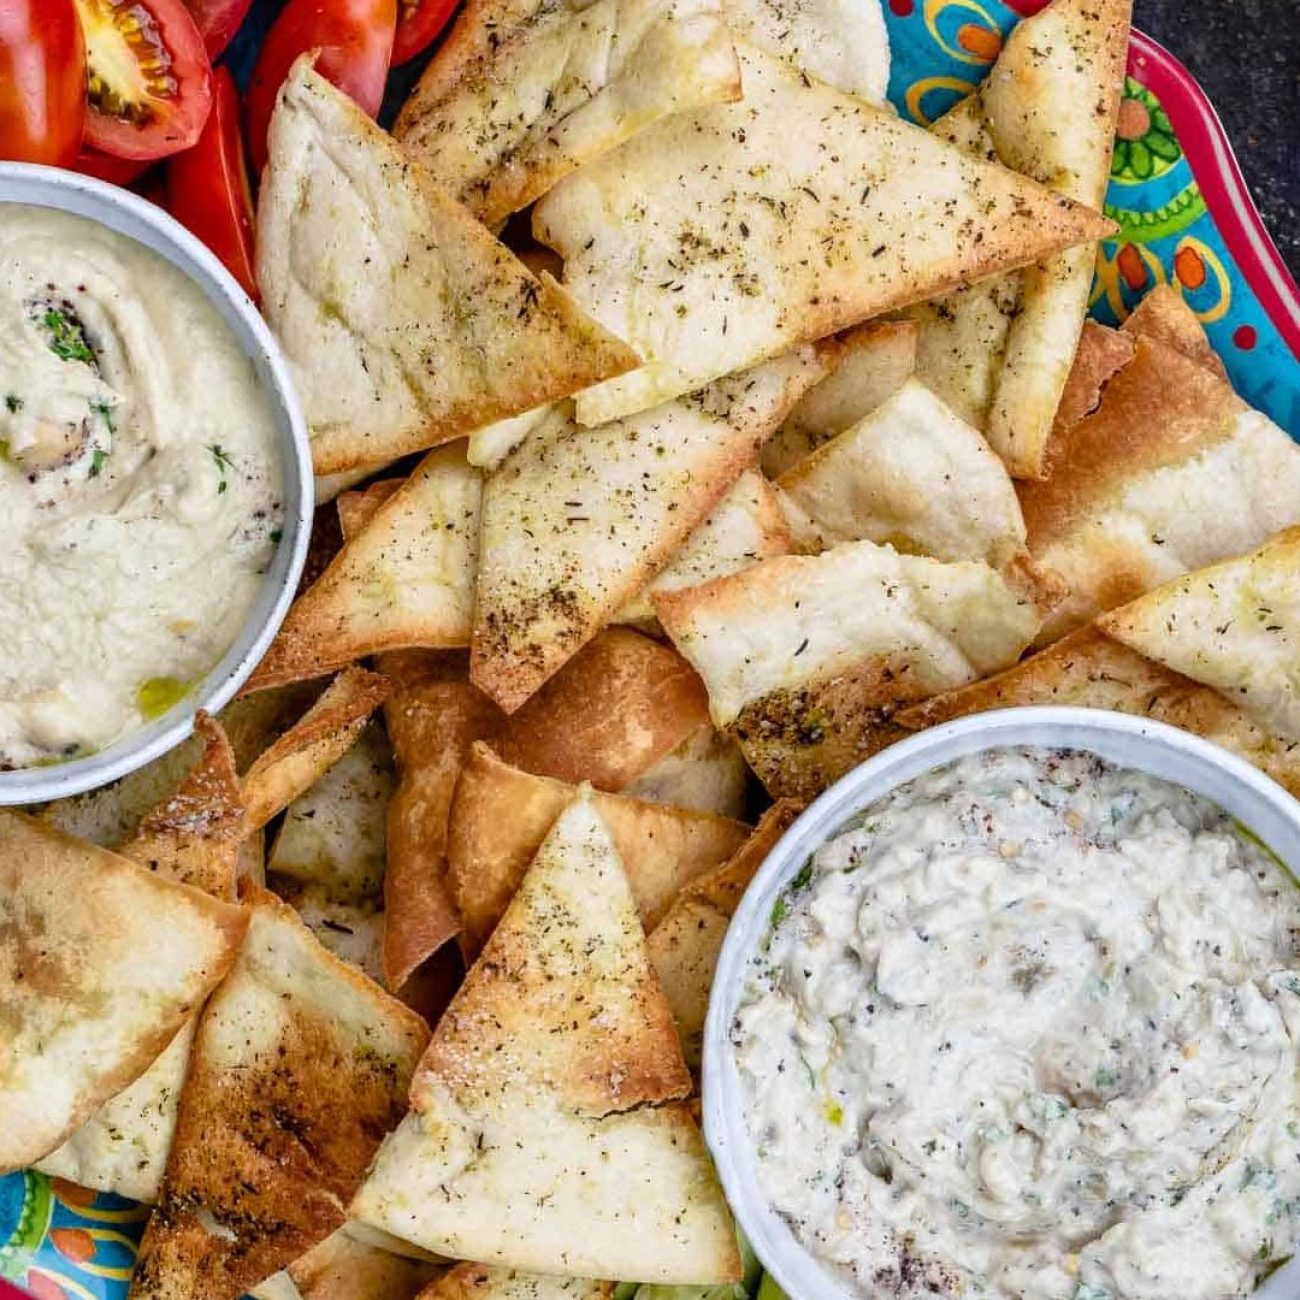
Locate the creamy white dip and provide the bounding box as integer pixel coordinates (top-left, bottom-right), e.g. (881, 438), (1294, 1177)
(0, 207), (282, 766)
(734, 747), (1300, 1300)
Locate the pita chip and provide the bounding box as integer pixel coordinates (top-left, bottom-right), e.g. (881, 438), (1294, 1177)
(257, 63), (637, 475)
(1021, 336), (1300, 642)
(1121, 283), (1227, 379)
(130, 888), (429, 1300)
(472, 348), (828, 710)
(0, 813), (247, 1172)
(761, 320), (917, 479)
(977, 0), (1132, 478)
(655, 540), (1046, 798)
(249, 447), (482, 691)
(242, 667), (391, 833)
(395, 0), (741, 227)
(648, 801), (799, 1066)
(1098, 527), (1300, 742)
(1050, 319), (1135, 435)
(624, 724), (751, 819)
(467, 405), (557, 472)
(618, 470), (794, 625)
(277, 1224), (441, 1300)
(420, 1266), (610, 1300)
(351, 794), (740, 1282)
(534, 42), (1113, 426)
(448, 743), (749, 955)
(897, 626), (1300, 799)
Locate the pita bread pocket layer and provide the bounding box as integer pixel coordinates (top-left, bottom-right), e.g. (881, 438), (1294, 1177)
(447, 743), (749, 955)
(471, 348), (828, 711)
(977, 0), (1132, 478)
(36, 719), (247, 1202)
(249, 447), (482, 691)
(0, 813), (247, 1173)
(419, 1265), (612, 1300)
(656, 539), (1048, 799)
(624, 724), (751, 819)
(130, 887), (429, 1300)
(648, 800), (800, 1066)
(1050, 319), (1135, 436)
(1021, 335), (1300, 643)
(396, 0), (741, 227)
(896, 626), (1300, 798)
(351, 793), (741, 1281)
(1121, 283), (1228, 380)
(761, 319), (918, 479)
(535, 41), (1113, 426)
(257, 61), (638, 476)
(1097, 526), (1300, 742)
(242, 667), (391, 833)
(617, 470), (794, 625)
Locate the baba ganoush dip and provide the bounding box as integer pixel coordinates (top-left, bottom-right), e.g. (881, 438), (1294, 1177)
(733, 747), (1300, 1300)
(0, 206), (282, 767)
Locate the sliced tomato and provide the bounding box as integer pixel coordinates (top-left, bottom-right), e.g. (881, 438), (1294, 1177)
(0, 0), (86, 165)
(71, 146), (151, 186)
(182, 0), (255, 57)
(74, 0), (213, 161)
(393, 0), (459, 64)
(166, 67), (257, 301)
(247, 0), (397, 173)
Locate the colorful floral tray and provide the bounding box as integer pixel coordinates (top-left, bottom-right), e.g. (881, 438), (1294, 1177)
(4, 5), (1300, 1300)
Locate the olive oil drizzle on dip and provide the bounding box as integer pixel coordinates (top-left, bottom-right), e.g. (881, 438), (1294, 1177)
(734, 747), (1300, 1300)
(0, 206), (282, 768)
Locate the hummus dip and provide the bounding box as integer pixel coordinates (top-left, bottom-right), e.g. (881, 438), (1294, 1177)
(734, 747), (1300, 1300)
(0, 206), (282, 768)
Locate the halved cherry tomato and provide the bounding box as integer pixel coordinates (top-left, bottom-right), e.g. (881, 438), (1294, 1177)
(182, 0), (255, 57)
(166, 67), (258, 301)
(392, 0), (459, 64)
(0, 0), (86, 165)
(74, 0), (213, 161)
(246, 0), (397, 173)
(71, 146), (151, 186)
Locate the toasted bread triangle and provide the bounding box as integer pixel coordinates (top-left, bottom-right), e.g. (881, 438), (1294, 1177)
(350, 794), (740, 1281)
(257, 62), (639, 475)
(1097, 527), (1300, 742)
(0, 813), (247, 1172)
(535, 41), (1114, 426)
(417, 1265), (612, 1300)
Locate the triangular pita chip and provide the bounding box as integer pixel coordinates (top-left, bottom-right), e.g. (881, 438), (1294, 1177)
(977, 0), (1132, 477)
(0, 813), (247, 1172)
(257, 62), (638, 474)
(655, 539), (1047, 798)
(1097, 527), (1300, 741)
(775, 379), (1059, 600)
(130, 887), (429, 1300)
(617, 470), (793, 625)
(648, 801), (799, 1066)
(283, 1224), (441, 1300)
(761, 319), (917, 479)
(624, 724), (751, 818)
(1050, 319), (1135, 436)
(467, 404), (557, 471)
(896, 626), (1300, 799)
(37, 719), (245, 1202)
(249, 447), (482, 690)
(395, 0), (741, 227)
(535, 42), (1112, 425)
(351, 794), (740, 1281)
(448, 743), (750, 955)
(1022, 336), (1300, 643)
(1121, 283), (1227, 380)
(336, 477), (402, 539)
(242, 667), (391, 833)
(472, 348), (828, 710)
(419, 1265), (611, 1300)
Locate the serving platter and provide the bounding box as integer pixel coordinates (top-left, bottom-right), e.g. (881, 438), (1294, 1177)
(3, 2), (1299, 1297)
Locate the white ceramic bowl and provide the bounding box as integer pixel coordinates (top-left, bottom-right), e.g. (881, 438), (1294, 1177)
(0, 162), (311, 804)
(703, 707), (1300, 1300)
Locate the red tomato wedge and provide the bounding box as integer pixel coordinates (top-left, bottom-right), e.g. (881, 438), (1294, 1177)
(0, 0), (86, 165)
(74, 0), (214, 161)
(182, 0), (255, 57)
(246, 0), (397, 173)
(166, 67), (258, 301)
(393, 0), (460, 64)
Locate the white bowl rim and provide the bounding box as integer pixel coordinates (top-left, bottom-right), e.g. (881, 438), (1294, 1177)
(702, 705), (1300, 1300)
(0, 161), (312, 804)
